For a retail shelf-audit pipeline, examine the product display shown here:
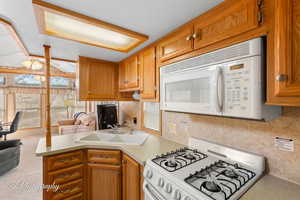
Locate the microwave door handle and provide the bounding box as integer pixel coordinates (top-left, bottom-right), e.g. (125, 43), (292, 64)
(215, 68), (223, 113)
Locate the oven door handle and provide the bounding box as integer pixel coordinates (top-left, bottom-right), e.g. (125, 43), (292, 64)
(143, 182), (166, 200)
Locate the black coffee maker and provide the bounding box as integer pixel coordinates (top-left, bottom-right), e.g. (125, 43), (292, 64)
(97, 104), (118, 130)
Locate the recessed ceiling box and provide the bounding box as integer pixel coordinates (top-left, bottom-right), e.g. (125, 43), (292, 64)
(32, 0), (149, 52)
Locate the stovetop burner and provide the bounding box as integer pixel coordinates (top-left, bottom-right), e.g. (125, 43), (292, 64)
(151, 147), (207, 172)
(185, 160), (256, 200)
(223, 169), (239, 179)
(183, 152), (197, 160)
(165, 157), (178, 168)
(203, 181), (221, 193)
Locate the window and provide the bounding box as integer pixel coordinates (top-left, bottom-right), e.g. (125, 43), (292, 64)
(0, 89), (6, 122)
(143, 102), (160, 131)
(15, 93), (41, 129)
(51, 94), (86, 125)
(51, 94), (69, 125)
(0, 76), (5, 85)
(51, 77), (70, 88)
(13, 74), (41, 86)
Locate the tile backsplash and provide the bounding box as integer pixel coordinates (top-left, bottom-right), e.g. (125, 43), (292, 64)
(162, 107), (300, 185)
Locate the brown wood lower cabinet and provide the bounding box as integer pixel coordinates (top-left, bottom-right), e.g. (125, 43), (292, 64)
(122, 154), (141, 200)
(87, 163), (121, 200)
(43, 150), (143, 200)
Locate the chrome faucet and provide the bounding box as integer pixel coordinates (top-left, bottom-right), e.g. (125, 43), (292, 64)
(107, 124), (118, 130)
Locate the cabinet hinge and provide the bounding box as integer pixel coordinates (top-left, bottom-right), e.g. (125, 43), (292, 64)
(257, 0), (264, 24)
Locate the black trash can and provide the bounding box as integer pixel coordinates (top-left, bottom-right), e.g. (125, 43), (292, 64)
(0, 139), (21, 176)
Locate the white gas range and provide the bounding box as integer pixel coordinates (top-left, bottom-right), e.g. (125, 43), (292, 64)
(143, 138), (265, 200)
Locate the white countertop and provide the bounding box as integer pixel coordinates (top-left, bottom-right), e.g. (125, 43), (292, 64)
(35, 131), (300, 199)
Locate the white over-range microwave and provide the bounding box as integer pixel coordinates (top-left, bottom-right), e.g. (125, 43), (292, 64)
(160, 38), (281, 121)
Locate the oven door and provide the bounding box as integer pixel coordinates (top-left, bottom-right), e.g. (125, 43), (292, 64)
(143, 181), (166, 200)
(160, 65), (223, 116)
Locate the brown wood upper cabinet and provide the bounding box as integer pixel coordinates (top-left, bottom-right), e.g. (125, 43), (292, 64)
(78, 56), (118, 100)
(158, 26), (194, 62)
(140, 47), (157, 101)
(193, 0), (260, 49)
(271, 0), (300, 100)
(157, 0), (261, 63)
(119, 55), (140, 91)
(122, 154), (141, 200)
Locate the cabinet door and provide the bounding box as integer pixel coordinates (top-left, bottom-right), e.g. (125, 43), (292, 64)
(140, 47), (157, 100)
(158, 26), (194, 62)
(119, 61), (127, 90)
(193, 0), (259, 49)
(140, 166), (144, 200)
(122, 154), (140, 200)
(273, 0), (300, 98)
(87, 163), (121, 200)
(79, 56), (118, 100)
(125, 56), (140, 89)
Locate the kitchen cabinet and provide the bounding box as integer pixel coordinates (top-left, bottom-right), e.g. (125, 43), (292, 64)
(122, 154), (141, 200)
(140, 165), (144, 200)
(119, 55), (140, 91)
(268, 0), (300, 106)
(43, 150), (85, 200)
(119, 61), (127, 90)
(78, 56), (118, 101)
(43, 150), (144, 200)
(158, 26), (194, 62)
(193, 0), (260, 49)
(87, 150), (122, 200)
(140, 47), (157, 101)
(87, 164), (121, 200)
(157, 0), (262, 63)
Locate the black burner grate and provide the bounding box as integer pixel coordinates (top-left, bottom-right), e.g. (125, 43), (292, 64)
(151, 147), (208, 172)
(184, 160), (256, 200)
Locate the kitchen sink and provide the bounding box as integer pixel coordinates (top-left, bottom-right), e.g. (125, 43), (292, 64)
(76, 131), (149, 146)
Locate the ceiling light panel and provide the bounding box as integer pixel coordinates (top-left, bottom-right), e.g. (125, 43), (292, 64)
(33, 0), (148, 52)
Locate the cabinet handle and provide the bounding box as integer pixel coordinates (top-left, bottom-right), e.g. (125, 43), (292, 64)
(192, 32), (201, 39)
(276, 74), (288, 82)
(186, 35), (193, 41)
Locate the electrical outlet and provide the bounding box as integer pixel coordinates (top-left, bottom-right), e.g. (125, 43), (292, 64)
(274, 137), (294, 152)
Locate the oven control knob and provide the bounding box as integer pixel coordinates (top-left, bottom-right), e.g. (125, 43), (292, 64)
(145, 169), (153, 179)
(173, 189), (181, 200)
(165, 183), (172, 193)
(158, 177), (165, 187)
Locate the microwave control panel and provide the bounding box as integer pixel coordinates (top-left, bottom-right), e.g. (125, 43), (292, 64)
(224, 63), (250, 113)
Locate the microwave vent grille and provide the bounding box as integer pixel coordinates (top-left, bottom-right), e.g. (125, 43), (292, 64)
(162, 41), (251, 73)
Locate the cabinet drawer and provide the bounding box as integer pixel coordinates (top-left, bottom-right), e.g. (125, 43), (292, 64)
(49, 179), (83, 200)
(48, 164), (84, 185)
(46, 151), (83, 172)
(87, 149), (121, 165)
(64, 193), (83, 200)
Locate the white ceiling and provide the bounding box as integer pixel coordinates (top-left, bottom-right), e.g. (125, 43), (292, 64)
(0, 21), (27, 67)
(0, 0), (223, 63)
